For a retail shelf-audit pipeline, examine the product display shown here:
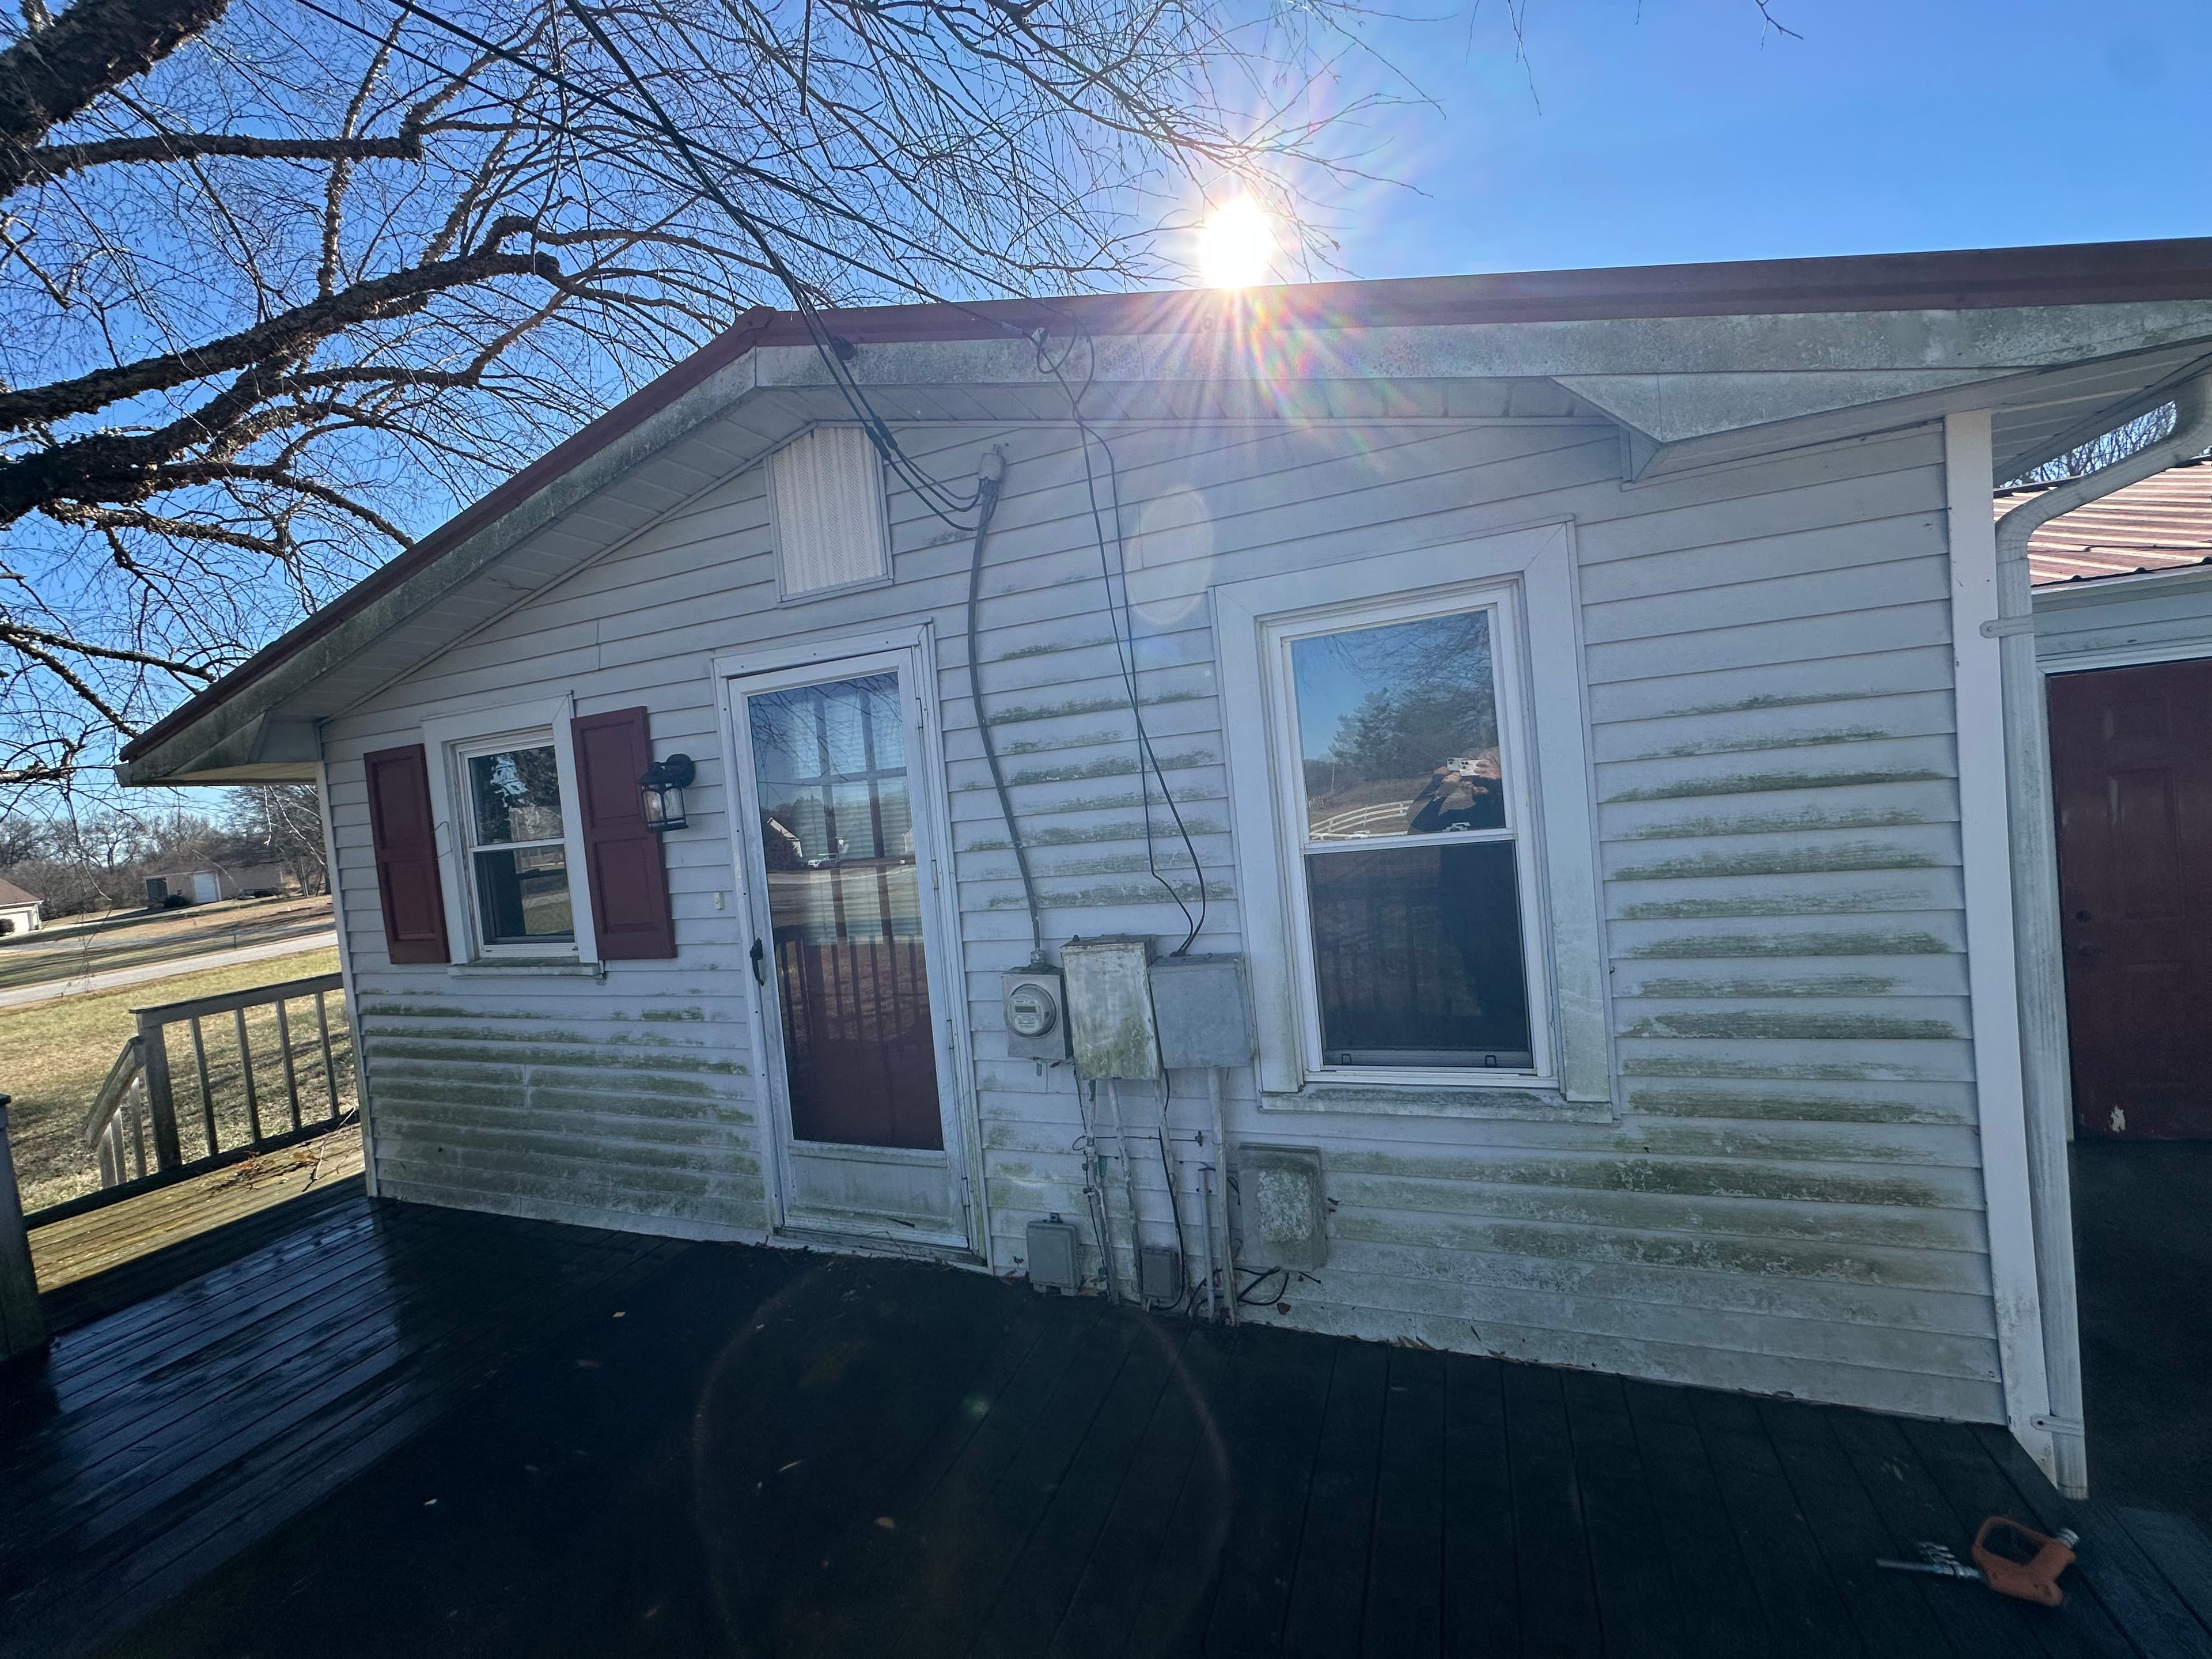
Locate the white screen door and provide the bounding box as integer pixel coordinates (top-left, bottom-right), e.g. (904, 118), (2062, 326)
(728, 649), (970, 1249)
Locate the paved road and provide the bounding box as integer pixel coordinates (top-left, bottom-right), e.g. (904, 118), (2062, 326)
(0, 931), (339, 1013)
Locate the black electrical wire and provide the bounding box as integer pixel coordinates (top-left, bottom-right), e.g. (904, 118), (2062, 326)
(312, 0), (984, 531)
(328, 0), (1213, 952)
(1155, 1070), (1194, 1313)
(965, 449), (1047, 966)
(1032, 327), (1211, 955)
(1236, 1266), (1289, 1307)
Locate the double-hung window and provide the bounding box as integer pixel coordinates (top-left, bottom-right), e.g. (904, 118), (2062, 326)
(1215, 523), (1610, 1108)
(1282, 600), (1535, 1071)
(456, 735), (575, 952)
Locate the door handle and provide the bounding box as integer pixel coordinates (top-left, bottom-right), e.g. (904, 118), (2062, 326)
(751, 938), (767, 985)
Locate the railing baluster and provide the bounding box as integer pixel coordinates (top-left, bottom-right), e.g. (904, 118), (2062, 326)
(190, 1016), (217, 1158)
(134, 1011), (183, 1172)
(234, 1006), (263, 1142)
(275, 998), (302, 1132)
(314, 991), (341, 1121)
(128, 1090), (146, 1180)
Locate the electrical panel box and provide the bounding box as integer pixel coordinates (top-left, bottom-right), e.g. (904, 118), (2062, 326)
(1061, 935), (1160, 1081)
(1001, 969), (1069, 1061)
(1230, 1144), (1328, 1271)
(1139, 1245), (1183, 1308)
(1149, 954), (1253, 1070)
(1026, 1215), (1082, 1293)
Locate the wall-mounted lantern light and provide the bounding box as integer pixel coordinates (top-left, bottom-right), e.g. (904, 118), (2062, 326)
(639, 753), (696, 832)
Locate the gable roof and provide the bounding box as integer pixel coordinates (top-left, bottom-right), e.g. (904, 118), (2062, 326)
(0, 876), (42, 908)
(1999, 455), (2212, 586)
(115, 236), (2212, 786)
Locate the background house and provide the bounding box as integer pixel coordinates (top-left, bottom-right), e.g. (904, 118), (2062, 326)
(116, 240), (2212, 1500)
(0, 876), (43, 935)
(142, 862), (289, 907)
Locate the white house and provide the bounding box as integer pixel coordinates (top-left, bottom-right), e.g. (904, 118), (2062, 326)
(0, 877), (41, 936)
(116, 238), (2212, 1498)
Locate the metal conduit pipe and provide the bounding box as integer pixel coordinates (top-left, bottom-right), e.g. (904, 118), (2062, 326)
(1991, 375), (2212, 1498)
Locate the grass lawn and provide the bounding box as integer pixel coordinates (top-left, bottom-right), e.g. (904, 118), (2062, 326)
(0, 896), (333, 994)
(2, 947), (344, 1215)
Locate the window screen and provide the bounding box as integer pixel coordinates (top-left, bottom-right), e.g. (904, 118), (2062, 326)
(772, 426), (890, 598)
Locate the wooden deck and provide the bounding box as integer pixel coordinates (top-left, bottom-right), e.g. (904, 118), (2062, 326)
(2, 1199), (2209, 1659)
(25, 1126), (363, 1332)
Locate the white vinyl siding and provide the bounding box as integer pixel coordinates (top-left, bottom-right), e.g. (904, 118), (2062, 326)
(321, 406), (2001, 1423)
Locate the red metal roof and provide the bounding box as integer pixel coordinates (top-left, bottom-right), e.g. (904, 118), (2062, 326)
(1997, 457), (2212, 587)
(119, 236), (2212, 766)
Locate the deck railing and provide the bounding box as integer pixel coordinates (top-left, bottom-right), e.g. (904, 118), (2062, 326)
(81, 972), (354, 1198)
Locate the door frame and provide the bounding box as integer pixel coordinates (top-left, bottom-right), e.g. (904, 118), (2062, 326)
(711, 623), (983, 1258)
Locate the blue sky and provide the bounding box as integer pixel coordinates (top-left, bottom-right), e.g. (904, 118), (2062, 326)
(1321, 0), (2212, 279)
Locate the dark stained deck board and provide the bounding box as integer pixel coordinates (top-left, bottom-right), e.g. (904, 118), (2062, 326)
(1559, 1370), (1688, 1659)
(1441, 1354), (1523, 1658)
(0, 1196), (681, 1659)
(1358, 1346), (1447, 1658)
(33, 1173), (363, 1334)
(1618, 1378), (1773, 1659)
(1752, 1398), (1960, 1658)
(1196, 1320), (1340, 1655)
(968, 1322), (1191, 1657)
(1906, 1416), (2206, 1659)
(1279, 1339), (1390, 1657)
(1, 1196), (2209, 1659)
(1689, 1385), (1865, 1659)
(1502, 1359), (1607, 1657)
(1048, 1321), (1220, 1659)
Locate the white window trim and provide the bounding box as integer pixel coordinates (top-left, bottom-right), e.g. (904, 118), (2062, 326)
(421, 699), (599, 966)
(1214, 520), (1610, 1107)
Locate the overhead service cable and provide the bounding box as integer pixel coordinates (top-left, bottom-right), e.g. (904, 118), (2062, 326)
(1033, 327), (1210, 956)
(337, 0), (1210, 941)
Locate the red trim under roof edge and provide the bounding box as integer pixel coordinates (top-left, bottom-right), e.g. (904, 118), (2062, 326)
(120, 236), (2212, 766)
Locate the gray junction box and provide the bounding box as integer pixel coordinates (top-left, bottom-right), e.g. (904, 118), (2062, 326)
(1061, 936), (1160, 1081)
(1232, 1144), (1329, 1271)
(1149, 954), (1253, 1070)
(1025, 1215), (1081, 1293)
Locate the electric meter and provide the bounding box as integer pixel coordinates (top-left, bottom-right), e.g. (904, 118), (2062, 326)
(1001, 969), (1069, 1060)
(1009, 982), (1058, 1039)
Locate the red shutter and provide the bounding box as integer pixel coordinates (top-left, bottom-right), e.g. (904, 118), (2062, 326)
(572, 707), (676, 960)
(364, 744), (450, 964)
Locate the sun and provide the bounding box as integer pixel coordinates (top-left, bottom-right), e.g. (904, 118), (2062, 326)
(1196, 197), (1275, 289)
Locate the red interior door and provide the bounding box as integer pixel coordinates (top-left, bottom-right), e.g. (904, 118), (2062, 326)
(2050, 657), (2212, 1138)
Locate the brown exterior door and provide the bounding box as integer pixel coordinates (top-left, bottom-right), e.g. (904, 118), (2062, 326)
(2050, 657), (2212, 1138)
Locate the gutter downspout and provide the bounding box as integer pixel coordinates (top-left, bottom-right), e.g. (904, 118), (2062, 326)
(1991, 376), (2212, 1499)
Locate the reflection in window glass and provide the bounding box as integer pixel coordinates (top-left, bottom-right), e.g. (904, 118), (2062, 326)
(463, 740), (572, 948)
(1305, 841), (1531, 1066)
(468, 745), (566, 844)
(1290, 610), (1503, 842)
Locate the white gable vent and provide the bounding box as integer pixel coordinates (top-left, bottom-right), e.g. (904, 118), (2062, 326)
(771, 426), (889, 600)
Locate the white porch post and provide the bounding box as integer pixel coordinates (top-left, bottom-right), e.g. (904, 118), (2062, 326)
(1945, 410), (2075, 1491)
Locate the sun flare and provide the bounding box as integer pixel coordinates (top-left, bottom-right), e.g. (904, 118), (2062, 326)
(1196, 197), (1275, 289)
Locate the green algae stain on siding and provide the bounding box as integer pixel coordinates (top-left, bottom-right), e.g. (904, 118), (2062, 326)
(1620, 1010), (1960, 1041)
(1612, 843), (1941, 881)
(1606, 768), (1948, 802)
(1622, 930), (1950, 958)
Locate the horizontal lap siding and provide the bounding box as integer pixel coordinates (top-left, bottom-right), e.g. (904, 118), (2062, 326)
(324, 411), (1999, 1421)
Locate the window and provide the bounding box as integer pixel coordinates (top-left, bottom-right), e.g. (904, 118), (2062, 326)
(1288, 606), (1533, 1067)
(1277, 599), (1539, 1075)
(457, 737), (575, 949)
(1214, 523), (1611, 1107)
